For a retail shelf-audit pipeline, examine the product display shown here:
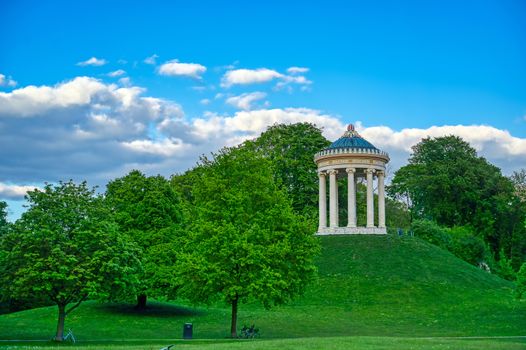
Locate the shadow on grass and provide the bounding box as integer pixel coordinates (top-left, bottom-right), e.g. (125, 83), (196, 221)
(95, 302), (205, 318)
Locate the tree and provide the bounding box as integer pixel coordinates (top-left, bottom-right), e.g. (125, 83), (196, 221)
(388, 135), (523, 259)
(245, 123), (330, 220)
(177, 147), (319, 338)
(510, 169), (526, 202)
(0, 181), (140, 341)
(105, 170), (183, 308)
(515, 262), (526, 300)
(0, 201), (8, 236)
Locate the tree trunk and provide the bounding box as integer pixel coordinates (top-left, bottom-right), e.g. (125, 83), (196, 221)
(54, 304), (66, 341)
(230, 296), (238, 338)
(136, 294), (147, 309)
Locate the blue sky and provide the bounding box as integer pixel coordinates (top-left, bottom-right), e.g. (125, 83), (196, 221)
(1, 0), (526, 220)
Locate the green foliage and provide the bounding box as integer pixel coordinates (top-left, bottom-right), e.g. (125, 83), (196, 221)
(411, 219), (450, 250)
(177, 146), (319, 337)
(447, 226), (487, 266)
(510, 168), (526, 202)
(105, 170), (183, 304)
(245, 123), (330, 220)
(497, 249), (516, 281)
(515, 262), (526, 300)
(388, 135), (526, 263)
(0, 181), (140, 340)
(1, 236), (524, 341)
(0, 201), (8, 235)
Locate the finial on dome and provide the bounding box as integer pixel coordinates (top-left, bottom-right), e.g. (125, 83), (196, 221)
(347, 124), (355, 131)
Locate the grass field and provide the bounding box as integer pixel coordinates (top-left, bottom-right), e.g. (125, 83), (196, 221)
(1, 337), (526, 350)
(0, 235), (524, 348)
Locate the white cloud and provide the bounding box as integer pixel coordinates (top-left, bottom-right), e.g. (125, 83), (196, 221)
(0, 76), (186, 195)
(221, 67), (312, 91)
(221, 68), (283, 87)
(200, 98), (211, 105)
(76, 57), (108, 66)
(358, 123), (526, 176)
(225, 92), (267, 110)
(2, 76), (525, 217)
(189, 108), (344, 145)
(0, 183), (39, 200)
(0, 74), (17, 87)
(121, 138), (190, 157)
(144, 54), (159, 65)
(158, 60), (207, 78)
(118, 77), (131, 86)
(287, 67), (309, 74)
(108, 69), (126, 77)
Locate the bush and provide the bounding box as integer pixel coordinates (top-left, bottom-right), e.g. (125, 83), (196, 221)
(411, 219), (450, 250)
(516, 263), (526, 300)
(497, 250), (517, 281)
(448, 226), (486, 266)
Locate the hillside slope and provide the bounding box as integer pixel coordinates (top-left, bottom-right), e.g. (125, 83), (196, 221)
(0, 235), (523, 340)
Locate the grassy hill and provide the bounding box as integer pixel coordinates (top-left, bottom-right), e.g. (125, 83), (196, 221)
(0, 235), (524, 342)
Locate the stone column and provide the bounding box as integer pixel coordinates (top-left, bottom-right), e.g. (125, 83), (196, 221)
(378, 170), (386, 228)
(329, 169), (338, 228)
(366, 168), (375, 228)
(346, 168), (356, 227)
(318, 172), (327, 230)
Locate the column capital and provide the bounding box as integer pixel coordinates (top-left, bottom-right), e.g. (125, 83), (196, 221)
(377, 170), (385, 177)
(365, 168), (376, 174)
(346, 167), (356, 174)
(328, 169), (338, 175)
(318, 171), (326, 178)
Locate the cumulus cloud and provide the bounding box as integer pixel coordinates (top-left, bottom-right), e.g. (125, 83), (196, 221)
(77, 57), (108, 66)
(158, 60), (207, 78)
(0, 74), (17, 87)
(108, 69), (126, 77)
(0, 183), (39, 200)
(188, 108), (345, 145)
(221, 68), (283, 87)
(0, 76), (186, 192)
(1, 76), (525, 213)
(287, 67), (309, 74)
(144, 54), (159, 65)
(358, 123), (526, 176)
(221, 67), (312, 91)
(225, 92), (267, 110)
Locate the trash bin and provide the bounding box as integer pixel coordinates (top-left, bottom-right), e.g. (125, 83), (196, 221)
(183, 323), (193, 339)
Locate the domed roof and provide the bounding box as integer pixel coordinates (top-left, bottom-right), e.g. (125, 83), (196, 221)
(326, 124), (378, 150)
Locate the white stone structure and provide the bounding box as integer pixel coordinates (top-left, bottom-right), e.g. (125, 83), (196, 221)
(314, 125), (389, 235)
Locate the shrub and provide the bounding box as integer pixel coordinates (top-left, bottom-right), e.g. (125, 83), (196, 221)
(411, 219), (450, 250)
(497, 250), (517, 281)
(448, 226), (486, 266)
(516, 263), (526, 300)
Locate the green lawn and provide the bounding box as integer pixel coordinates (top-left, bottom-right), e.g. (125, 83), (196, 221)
(0, 235), (524, 344)
(1, 337), (525, 350)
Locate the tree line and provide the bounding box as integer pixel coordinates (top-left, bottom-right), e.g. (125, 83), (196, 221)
(1, 123), (525, 340)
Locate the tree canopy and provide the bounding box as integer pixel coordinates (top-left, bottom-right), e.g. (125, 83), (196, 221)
(388, 135), (526, 265)
(105, 170), (183, 307)
(176, 146), (319, 338)
(0, 201), (8, 236)
(0, 181), (140, 340)
(245, 122), (330, 219)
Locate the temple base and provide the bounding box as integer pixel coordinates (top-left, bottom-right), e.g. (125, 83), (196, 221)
(316, 227), (387, 235)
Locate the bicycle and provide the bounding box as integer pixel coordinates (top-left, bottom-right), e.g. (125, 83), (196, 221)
(63, 328), (76, 343)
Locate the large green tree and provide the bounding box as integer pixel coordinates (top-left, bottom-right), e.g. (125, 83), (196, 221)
(0, 181), (140, 341)
(105, 170), (182, 308)
(177, 147), (319, 338)
(388, 135), (525, 262)
(245, 123), (330, 219)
